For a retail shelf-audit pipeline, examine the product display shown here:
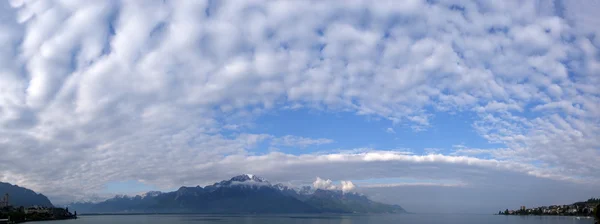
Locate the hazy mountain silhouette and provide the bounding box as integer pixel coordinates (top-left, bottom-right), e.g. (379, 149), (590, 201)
(68, 175), (406, 214)
(0, 182), (53, 207)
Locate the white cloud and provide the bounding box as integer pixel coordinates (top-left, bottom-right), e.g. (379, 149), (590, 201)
(312, 178), (355, 193)
(340, 180), (356, 193)
(0, 0), (598, 212)
(270, 135), (334, 148)
(424, 148), (443, 154)
(385, 127), (395, 134)
(313, 177), (337, 191)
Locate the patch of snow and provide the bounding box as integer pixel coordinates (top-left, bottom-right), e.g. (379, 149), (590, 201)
(141, 191), (162, 198)
(230, 181), (272, 188)
(298, 186), (315, 195)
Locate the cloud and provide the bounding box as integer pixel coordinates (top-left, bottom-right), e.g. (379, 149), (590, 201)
(340, 180), (356, 193)
(312, 178), (355, 193)
(385, 127), (395, 134)
(271, 135), (334, 148)
(313, 177), (336, 191)
(424, 148), (443, 154)
(0, 0), (598, 212)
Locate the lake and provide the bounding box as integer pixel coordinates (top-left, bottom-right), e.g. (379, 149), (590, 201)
(42, 214), (596, 224)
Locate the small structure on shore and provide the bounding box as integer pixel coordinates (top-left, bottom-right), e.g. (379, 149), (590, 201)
(0, 194), (9, 208)
(24, 206), (52, 215)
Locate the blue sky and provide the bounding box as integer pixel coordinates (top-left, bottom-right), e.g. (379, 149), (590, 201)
(0, 0), (599, 213)
(249, 108), (497, 155)
(107, 108), (497, 195)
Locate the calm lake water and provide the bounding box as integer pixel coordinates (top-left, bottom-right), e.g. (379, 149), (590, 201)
(41, 214), (595, 224)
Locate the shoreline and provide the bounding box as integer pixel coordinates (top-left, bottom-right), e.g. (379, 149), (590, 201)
(0, 207), (77, 224)
(14, 216), (77, 224)
(497, 214), (594, 218)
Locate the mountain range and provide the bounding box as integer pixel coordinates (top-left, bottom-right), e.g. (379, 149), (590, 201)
(67, 175), (406, 214)
(0, 182), (54, 207)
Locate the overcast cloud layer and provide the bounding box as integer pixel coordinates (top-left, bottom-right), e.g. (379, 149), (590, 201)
(0, 0), (599, 213)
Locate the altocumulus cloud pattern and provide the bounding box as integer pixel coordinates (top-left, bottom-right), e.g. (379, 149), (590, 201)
(0, 0), (599, 212)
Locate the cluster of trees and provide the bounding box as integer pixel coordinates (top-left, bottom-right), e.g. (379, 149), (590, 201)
(587, 198), (600, 203)
(595, 205), (599, 224)
(499, 208), (547, 216)
(583, 197), (599, 224)
(0, 206), (76, 223)
(498, 203), (599, 217)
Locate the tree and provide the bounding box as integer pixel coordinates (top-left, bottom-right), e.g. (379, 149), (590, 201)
(499, 210), (502, 215)
(505, 209), (509, 215)
(594, 204), (599, 223)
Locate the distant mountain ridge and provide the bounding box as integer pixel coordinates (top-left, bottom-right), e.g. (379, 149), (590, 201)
(68, 175), (406, 214)
(0, 182), (54, 207)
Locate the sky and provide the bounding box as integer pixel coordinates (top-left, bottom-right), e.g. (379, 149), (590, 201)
(0, 0), (599, 214)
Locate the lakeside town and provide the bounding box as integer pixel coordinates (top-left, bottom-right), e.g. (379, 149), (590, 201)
(500, 198), (600, 217)
(0, 193), (76, 223)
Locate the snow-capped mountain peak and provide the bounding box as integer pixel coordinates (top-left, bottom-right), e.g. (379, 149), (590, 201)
(141, 191), (162, 198)
(67, 174), (406, 214)
(229, 174), (268, 183)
